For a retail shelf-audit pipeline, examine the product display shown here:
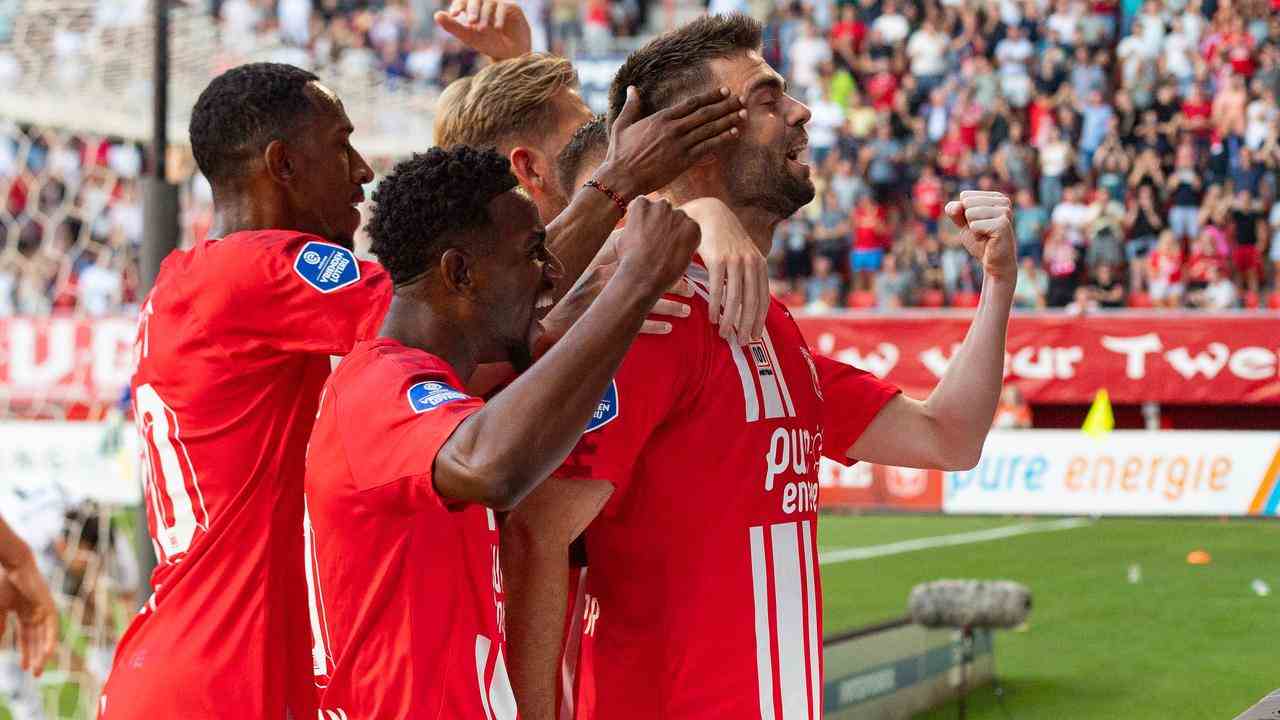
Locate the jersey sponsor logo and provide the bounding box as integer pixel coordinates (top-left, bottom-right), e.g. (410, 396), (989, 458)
(407, 381), (470, 413)
(584, 380), (619, 433)
(293, 241), (361, 293)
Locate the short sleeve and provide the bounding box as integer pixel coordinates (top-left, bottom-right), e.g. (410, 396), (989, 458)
(342, 367), (484, 513)
(205, 232), (392, 356)
(814, 353), (900, 464)
(554, 326), (701, 512)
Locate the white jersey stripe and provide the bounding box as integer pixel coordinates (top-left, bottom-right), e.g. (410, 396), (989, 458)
(731, 341), (764, 422)
(753, 343), (787, 420)
(686, 275), (763, 422)
(475, 636), (496, 720)
(800, 521), (821, 719)
(560, 567), (589, 720)
(749, 526), (777, 720)
(489, 650), (518, 720)
(760, 328), (797, 418)
(770, 522), (809, 720)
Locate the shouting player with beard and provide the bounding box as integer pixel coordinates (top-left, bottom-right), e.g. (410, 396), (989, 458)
(502, 14), (1018, 720)
(99, 61), (747, 720)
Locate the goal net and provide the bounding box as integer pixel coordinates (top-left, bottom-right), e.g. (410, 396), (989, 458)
(0, 0), (438, 157)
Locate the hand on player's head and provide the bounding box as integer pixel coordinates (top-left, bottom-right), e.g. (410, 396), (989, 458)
(601, 86), (745, 199)
(613, 197), (701, 293)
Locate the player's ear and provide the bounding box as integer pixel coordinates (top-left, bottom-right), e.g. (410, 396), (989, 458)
(509, 147), (545, 194)
(439, 247), (474, 295)
(263, 139), (295, 185)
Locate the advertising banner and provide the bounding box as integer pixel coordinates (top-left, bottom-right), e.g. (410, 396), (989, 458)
(5, 313), (1280, 407)
(0, 421), (140, 505)
(795, 312), (1280, 406)
(819, 460), (943, 512)
(0, 317), (134, 404)
(942, 430), (1280, 517)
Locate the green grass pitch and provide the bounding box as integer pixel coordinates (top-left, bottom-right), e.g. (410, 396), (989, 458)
(816, 515), (1280, 719)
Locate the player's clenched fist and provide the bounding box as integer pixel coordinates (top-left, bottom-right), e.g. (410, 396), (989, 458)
(614, 197), (701, 292)
(944, 191), (1016, 283)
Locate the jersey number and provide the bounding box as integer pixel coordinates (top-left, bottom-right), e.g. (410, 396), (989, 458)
(135, 383), (209, 563)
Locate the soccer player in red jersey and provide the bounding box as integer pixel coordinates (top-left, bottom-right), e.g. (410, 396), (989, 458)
(502, 15), (1018, 720)
(303, 146), (700, 718)
(99, 60), (745, 720)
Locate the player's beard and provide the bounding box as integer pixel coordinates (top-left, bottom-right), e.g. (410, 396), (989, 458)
(721, 134), (815, 219)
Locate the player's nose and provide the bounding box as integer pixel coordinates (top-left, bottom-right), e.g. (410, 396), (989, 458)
(352, 149), (374, 185)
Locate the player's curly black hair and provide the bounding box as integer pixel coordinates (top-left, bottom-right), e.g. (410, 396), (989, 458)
(189, 63), (320, 186)
(556, 116), (608, 199)
(367, 146), (519, 287)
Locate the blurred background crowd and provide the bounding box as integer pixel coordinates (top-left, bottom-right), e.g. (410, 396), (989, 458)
(1, 0), (1279, 317)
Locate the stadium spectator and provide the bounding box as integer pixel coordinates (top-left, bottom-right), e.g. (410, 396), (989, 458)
(1148, 230), (1186, 308)
(1188, 263), (1240, 309)
(5, 0), (1280, 315)
(992, 384), (1033, 429)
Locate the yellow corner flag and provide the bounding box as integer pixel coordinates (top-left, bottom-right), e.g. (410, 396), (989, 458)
(1082, 389), (1115, 437)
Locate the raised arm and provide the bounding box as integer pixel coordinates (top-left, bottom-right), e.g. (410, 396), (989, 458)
(848, 191), (1015, 469)
(0, 514), (57, 677)
(433, 198), (699, 509)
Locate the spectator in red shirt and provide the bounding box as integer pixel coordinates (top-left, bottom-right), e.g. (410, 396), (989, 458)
(829, 4), (866, 67)
(913, 165), (944, 234)
(865, 57), (899, 111)
(1185, 230), (1225, 293)
(851, 194), (889, 291)
(1148, 231), (1186, 308)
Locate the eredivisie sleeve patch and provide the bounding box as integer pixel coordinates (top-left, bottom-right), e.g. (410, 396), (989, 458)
(293, 241), (361, 293)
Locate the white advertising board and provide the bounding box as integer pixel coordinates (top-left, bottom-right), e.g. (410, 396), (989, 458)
(943, 430), (1280, 517)
(0, 421), (140, 505)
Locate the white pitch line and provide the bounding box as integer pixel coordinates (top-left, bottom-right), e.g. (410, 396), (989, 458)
(818, 517), (1092, 566)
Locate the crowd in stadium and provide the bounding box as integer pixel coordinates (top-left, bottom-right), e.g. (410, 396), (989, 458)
(2, 0), (1280, 316)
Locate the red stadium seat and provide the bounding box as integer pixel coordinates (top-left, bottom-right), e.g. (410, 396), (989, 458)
(919, 289), (946, 307)
(951, 291), (980, 308)
(846, 290), (876, 308)
(1268, 293), (1280, 310)
(1127, 292), (1153, 308)
(782, 291), (806, 308)
(1244, 291), (1260, 309)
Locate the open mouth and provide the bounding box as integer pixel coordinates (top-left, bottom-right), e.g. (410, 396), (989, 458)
(533, 289), (555, 320)
(785, 138), (809, 163)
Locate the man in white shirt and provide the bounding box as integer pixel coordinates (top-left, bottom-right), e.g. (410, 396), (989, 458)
(872, 0), (910, 45)
(907, 19), (949, 84)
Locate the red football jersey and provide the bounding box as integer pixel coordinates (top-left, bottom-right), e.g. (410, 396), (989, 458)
(304, 339), (515, 719)
(556, 264), (899, 720)
(99, 231), (391, 720)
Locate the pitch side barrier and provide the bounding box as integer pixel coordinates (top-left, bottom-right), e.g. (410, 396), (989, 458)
(822, 618), (995, 718)
(818, 431), (1280, 517)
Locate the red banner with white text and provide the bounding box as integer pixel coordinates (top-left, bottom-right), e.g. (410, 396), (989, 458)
(2, 313), (1279, 407)
(795, 312), (1280, 405)
(0, 317), (135, 404)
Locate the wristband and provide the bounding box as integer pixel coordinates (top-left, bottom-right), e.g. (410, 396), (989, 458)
(584, 179), (628, 212)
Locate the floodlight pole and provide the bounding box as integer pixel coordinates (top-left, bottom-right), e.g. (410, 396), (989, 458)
(136, 0), (179, 597)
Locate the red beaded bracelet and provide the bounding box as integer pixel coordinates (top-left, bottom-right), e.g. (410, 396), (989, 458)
(584, 179), (629, 212)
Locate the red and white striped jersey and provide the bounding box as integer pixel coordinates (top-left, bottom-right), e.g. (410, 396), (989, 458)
(303, 339), (514, 719)
(556, 264), (899, 719)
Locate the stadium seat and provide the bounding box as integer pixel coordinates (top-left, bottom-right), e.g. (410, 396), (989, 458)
(1127, 292), (1153, 308)
(919, 289), (946, 308)
(1244, 291), (1260, 309)
(846, 290), (876, 308)
(1268, 293), (1280, 310)
(782, 291), (806, 308)
(950, 291), (980, 308)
